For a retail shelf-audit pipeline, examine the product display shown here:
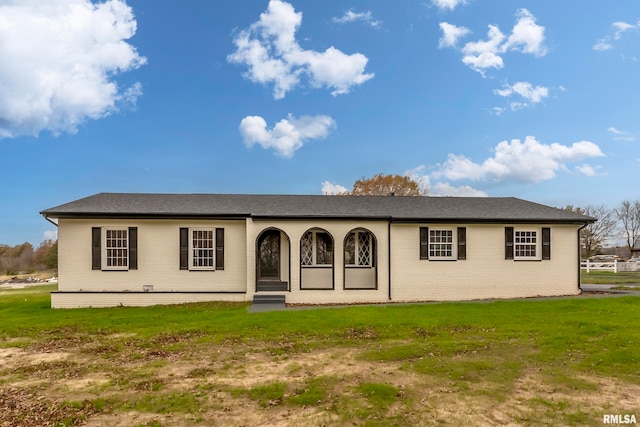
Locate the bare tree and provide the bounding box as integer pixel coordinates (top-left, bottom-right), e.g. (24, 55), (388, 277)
(575, 205), (616, 258)
(616, 200), (640, 258)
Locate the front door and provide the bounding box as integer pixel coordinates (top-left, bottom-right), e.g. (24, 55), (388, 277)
(258, 229), (280, 280)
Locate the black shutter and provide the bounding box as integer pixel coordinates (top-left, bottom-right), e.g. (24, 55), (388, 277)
(128, 227), (138, 270)
(92, 227), (101, 270)
(542, 227), (551, 260)
(505, 227), (514, 260)
(215, 228), (225, 270)
(420, 227), (429, 259)
(179, 228), (189, 270)
(457, 227), (467, 260)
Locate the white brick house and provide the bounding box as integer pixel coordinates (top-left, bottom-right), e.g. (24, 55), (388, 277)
(41, 193), (594, 308)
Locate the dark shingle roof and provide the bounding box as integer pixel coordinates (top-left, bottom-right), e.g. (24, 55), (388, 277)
(41, 193), (595, 223)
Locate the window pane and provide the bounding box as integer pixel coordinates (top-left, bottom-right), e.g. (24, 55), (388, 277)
(358, 231), (371, 266)
(316, 232), (332, 265)
(301, 231), (313, 266)
(344, 233), (355, 265)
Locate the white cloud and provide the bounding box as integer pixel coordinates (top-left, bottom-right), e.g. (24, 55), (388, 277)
(438, 23), (471, 48)
(493, 81), (549, 111)
(321, 181), (348, 195)
(43, 230), (58, 241)
(239, 113), (336, 158)
(594, 20), (640, 51)
(494, 82), (549, 103)
(593, 38), (613, 51)
(433, 136), (605, 184)
(502, 9), (547, 56)
(575, 164), (599, 177)
(613, 21), (637, 39)
(461, 25), (506, 74)
(432, 0), (468, 11)
(0, 0), (146, 139)
(228, 0), (374, 99)
(608, 126), (635, 141)
(405, 165), (486, 196)
(431, 182), (488, 197)
(332, 10), (381, 28)
(442, 9), (547, 75)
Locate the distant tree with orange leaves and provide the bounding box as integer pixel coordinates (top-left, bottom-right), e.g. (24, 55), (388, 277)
(349, 173), (427, 196)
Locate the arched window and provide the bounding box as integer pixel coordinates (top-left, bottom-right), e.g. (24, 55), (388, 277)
(300, 228), (334, 290)
(301, 229), (333, 266)
(344, 228), (377, 290)
(344, 229), (373, 267)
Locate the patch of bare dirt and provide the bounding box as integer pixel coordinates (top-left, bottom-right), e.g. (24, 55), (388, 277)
(2, 337), (639, 426)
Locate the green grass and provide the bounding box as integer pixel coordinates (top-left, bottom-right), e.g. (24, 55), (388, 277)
(581, 270), (640, 284)
(0, 285), (639, 425)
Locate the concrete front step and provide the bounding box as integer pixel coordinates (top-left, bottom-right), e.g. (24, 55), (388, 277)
(252, 294), (286, 304)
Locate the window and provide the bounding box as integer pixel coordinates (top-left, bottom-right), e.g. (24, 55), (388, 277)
(505, 227), (550, 260)
(420, 227), (466, 260)
(430, 229), (453, 258)
(515, 230), (537, 258)
(92, 227), (137, 271)
(105, 228), (129, 269)
(190, 229), (214, 270)
(179, 227), (224, 271)
(301, 230), (333, 266)
(345, 230), (372, 266)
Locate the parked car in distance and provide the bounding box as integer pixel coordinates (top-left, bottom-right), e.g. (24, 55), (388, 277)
(628, 258), (640, 263)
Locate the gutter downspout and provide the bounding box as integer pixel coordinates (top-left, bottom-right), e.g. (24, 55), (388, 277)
(577, 223), (589, 292)
(388, 220), (392, 301)
(42, 214), (58, 229)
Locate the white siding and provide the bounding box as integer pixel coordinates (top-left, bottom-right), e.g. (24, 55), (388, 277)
(390, 223), (580, 301)
(54, 217), (581, 308)
(55, 218), (247, 308)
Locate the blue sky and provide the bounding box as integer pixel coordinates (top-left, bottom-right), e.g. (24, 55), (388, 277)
(1, 0), (639, 246)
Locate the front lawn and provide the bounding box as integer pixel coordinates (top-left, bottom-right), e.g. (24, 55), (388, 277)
(581, 270), (640, 284)
(0, 285), (638, 426)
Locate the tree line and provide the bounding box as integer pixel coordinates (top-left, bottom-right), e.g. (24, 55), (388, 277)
(0, 240), (58, 275)
(566, 200), (640, 259)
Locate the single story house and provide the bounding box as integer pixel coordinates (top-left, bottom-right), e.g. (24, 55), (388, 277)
(41, 193), (595, 308)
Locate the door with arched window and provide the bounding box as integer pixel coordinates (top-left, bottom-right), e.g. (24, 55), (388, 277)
(258, 229), (280, 280)
(256, 228), (290, 291)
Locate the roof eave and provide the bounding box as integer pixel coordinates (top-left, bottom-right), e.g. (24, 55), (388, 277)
(40, 212), (251, 220)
